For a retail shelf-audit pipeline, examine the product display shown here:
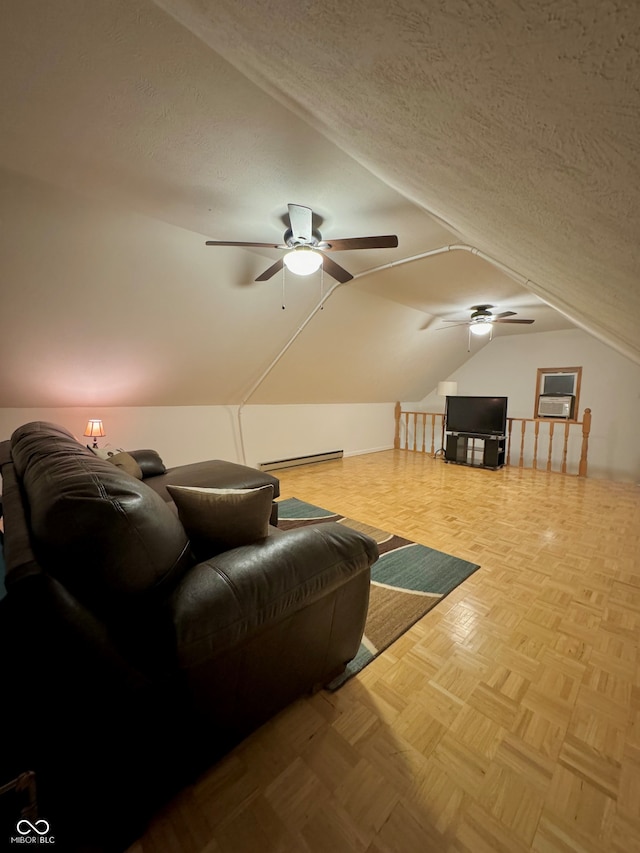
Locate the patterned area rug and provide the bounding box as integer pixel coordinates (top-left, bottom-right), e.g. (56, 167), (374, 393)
(277, 498), (480, 689)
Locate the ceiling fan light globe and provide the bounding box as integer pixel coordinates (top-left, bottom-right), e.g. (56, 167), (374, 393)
(283, 247), (322, 276)
(470, 321), (492, 336)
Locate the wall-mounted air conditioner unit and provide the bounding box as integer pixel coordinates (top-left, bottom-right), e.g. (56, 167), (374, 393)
(537, 395), (574, 419)
(542, 372), (578, 396)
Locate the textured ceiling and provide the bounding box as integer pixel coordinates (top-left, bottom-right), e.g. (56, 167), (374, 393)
(0, 0), (637, 407)
(155, 0), (640, 361)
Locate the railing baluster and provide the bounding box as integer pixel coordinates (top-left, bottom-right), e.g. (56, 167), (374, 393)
(546, 421), (555, 471)
(394, 402), (402, 449)
(533, 419), (540, 470)
(398, 411), (406, 450)
(519, 420), (526, 467)
(562, 421), (570, 473)
(579, 408), (592, 477)
(421, 413), (427, 453)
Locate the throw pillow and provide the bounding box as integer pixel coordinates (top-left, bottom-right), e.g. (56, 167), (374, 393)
(107, 451), (144, 480)
(90, 446), (125, 460)
(166, 483), (274, 560)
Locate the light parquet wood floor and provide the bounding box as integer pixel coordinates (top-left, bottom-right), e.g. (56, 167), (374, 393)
(128, 451), (640, 853)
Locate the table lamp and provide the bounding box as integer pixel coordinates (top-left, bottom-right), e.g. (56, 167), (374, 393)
(84, 419), (105, 448)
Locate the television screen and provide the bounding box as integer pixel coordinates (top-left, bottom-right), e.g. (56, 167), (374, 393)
(446, 396), (508, 436)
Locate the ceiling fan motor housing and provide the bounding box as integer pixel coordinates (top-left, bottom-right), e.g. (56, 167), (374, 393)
(283, 227), (323, 248)
(470, 305), (494, 322)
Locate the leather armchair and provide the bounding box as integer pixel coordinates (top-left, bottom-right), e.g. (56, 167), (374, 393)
(0, 421), (377, 851)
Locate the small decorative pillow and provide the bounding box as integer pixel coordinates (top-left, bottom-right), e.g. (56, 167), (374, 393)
(107, 451), (144, 480)
(90, 446), (125, 460)
(128, 449), (167, 478)
(166, 484), (274, 560)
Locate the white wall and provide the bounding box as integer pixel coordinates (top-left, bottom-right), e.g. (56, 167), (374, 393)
(241, 403), (395, 466)
(409, 329), (640, 482)
(0, 402), (395, 473)
(0, 168), (472, 411)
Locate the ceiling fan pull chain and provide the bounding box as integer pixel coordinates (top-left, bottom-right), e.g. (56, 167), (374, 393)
(320, 264), (324, 309)
(282, 266), (286, 310)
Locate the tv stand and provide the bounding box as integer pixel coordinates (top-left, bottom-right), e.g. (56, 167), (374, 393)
(444, 432), (506, 470)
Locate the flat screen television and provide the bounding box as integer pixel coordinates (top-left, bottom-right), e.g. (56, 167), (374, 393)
(446, 396), (508, 437)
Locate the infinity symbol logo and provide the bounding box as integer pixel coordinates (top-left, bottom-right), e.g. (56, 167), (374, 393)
(16, 819), (50, 835)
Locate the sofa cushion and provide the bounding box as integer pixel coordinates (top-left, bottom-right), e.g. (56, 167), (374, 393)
(10, 422), (191, 613)
(167, 484), (274, 560)
(108, 451), (143, 479)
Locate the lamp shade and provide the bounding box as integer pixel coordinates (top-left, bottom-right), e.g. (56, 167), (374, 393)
(437, 381), (458, 397)
(83, 419), (105, 439)
(470, 322), (492, 336)
(283, 247), (323, 276)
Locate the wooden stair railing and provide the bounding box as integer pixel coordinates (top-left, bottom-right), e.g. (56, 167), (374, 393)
(395, 403), (592, 477)
(393, 403), (444, 455)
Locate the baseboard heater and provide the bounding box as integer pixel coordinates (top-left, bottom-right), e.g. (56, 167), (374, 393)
(258, 450), (343, 472)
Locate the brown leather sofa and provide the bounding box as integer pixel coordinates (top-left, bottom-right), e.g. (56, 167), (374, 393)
(0, 422), (377, 852)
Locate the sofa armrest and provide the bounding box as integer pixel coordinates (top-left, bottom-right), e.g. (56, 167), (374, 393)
(170, 522), (377, 666)
(128, 448), (166, 477)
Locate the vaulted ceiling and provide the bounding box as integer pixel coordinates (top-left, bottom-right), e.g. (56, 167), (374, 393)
(1, 0), (638, 407)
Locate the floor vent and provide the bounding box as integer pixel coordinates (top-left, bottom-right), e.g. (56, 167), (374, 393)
(258, 450), (343, 472)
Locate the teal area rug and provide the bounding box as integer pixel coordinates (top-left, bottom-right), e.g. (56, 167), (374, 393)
(278, 498), (480, 689)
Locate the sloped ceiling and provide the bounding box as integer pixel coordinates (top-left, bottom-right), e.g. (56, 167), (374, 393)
(0, 0), (638, 407)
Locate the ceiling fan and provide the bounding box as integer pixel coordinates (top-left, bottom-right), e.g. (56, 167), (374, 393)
(441, 304), (535, 339)
(205, 203), (398, 283)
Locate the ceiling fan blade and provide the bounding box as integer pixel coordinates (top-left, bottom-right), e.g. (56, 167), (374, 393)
(437, 322), (469, 330)
(493, 311), (517, 319)
(288, 204), (313, 242)
(494, 318), (535, 324)
(206, 240), (286, 249)
(322, 254), (353, 283)
(322, 235), (399, 251)
(255, 258), (285, 282)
